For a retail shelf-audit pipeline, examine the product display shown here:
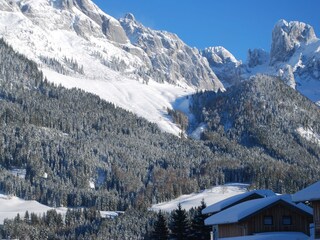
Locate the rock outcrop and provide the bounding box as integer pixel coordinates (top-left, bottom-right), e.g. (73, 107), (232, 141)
(202, 46), (243, 86)
(270, 19), (317, 64)
(120, 14), (224, 90)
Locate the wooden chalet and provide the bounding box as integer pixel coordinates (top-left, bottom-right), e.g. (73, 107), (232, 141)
(204, 195), (313, 239)
(293, 181), (320, 240)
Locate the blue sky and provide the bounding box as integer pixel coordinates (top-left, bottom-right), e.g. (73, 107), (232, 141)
(93, 0), (319, 61)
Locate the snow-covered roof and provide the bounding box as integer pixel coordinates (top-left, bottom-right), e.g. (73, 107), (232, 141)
(202, 189), (275, 215)
(292, 181), (320, 202)
(204, 195), (313, 226)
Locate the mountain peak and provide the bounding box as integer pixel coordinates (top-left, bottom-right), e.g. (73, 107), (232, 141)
(270, 19), (317, 64)
(203, 46), (239, 64)
(124, 13), (135, 21)
(274, 19), (288, 28)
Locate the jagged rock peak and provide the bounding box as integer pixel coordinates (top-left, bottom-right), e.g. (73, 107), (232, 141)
(120, 14), (224, 91)
(124, 13), (135, 21)
(202, 46), (239, 65)
(274, 19), (316, 39)
(270, 19), (317, 64)
(4, 0), (129, 44)
(202, 46), (243, 86)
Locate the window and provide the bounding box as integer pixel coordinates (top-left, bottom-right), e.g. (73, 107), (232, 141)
(282, 216), (292, 225)
(263, 216), (273, 225)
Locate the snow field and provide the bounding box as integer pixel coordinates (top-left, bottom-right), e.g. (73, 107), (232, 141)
(43, 68), (194, 136)
(0, 193), (119, 224)
(150, 183), (249, 212)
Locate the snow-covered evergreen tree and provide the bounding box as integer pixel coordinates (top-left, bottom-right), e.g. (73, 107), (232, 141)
(170, 203), (190, 240)
(189, 199), (211, 239)
(151, 211), (169, 240)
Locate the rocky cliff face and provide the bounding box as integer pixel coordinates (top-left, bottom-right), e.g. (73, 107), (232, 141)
(120, 14), (224, 90)
(201, 46), (243, 86)
(247, 48), (269, 68)
(1, 0), (319, 115)
(269, 20), (320, 101)
(0, 0), (224, 91)
(270, 19), (317, 64)
(3, 0), (128, 42)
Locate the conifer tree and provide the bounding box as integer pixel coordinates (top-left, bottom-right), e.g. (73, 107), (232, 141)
(189, 199), (211, 239)
(24, 211), (30, 222)
(151, 211), (169, 240)
(170, 203), (190, 240)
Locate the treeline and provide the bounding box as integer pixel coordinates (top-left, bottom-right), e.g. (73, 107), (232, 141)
(0, 202), (210, 240)
(150, 201), (210, 240)
(0, 208), (153, 239)
(40, 55), (84, 75)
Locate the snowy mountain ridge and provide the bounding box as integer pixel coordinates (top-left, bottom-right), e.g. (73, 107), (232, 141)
(0, 0), (225, 135)
(205, 19), (320, 104)
(0, 0), (320, 136)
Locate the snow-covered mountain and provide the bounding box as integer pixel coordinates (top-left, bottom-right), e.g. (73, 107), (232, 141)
(1, 0), (319, 134)
(202, 19), (320, 105)
(0, 0), (225, 136)
(269, 20), (320, 103)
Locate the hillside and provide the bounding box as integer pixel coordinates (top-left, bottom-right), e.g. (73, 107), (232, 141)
(190, 74), (320, 192)
(1, 38), (319, 210)
(0, 38), (225, 210)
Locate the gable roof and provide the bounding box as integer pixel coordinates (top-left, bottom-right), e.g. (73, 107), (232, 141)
(292, 181), (320, 202)
(204, 195), (313, 226)
(202, 189), (275, 215)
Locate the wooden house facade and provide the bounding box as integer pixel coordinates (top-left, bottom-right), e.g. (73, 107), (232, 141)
(205, 195), (313, 239)
(293, 181), (320, 239)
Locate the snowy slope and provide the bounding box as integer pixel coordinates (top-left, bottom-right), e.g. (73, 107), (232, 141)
(0, 193), (52, 224)
(43, 69), (194, 135)
(0, 8), (187, 135)
(0, 193), (119, 224)
(150, 183), (249, 212)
